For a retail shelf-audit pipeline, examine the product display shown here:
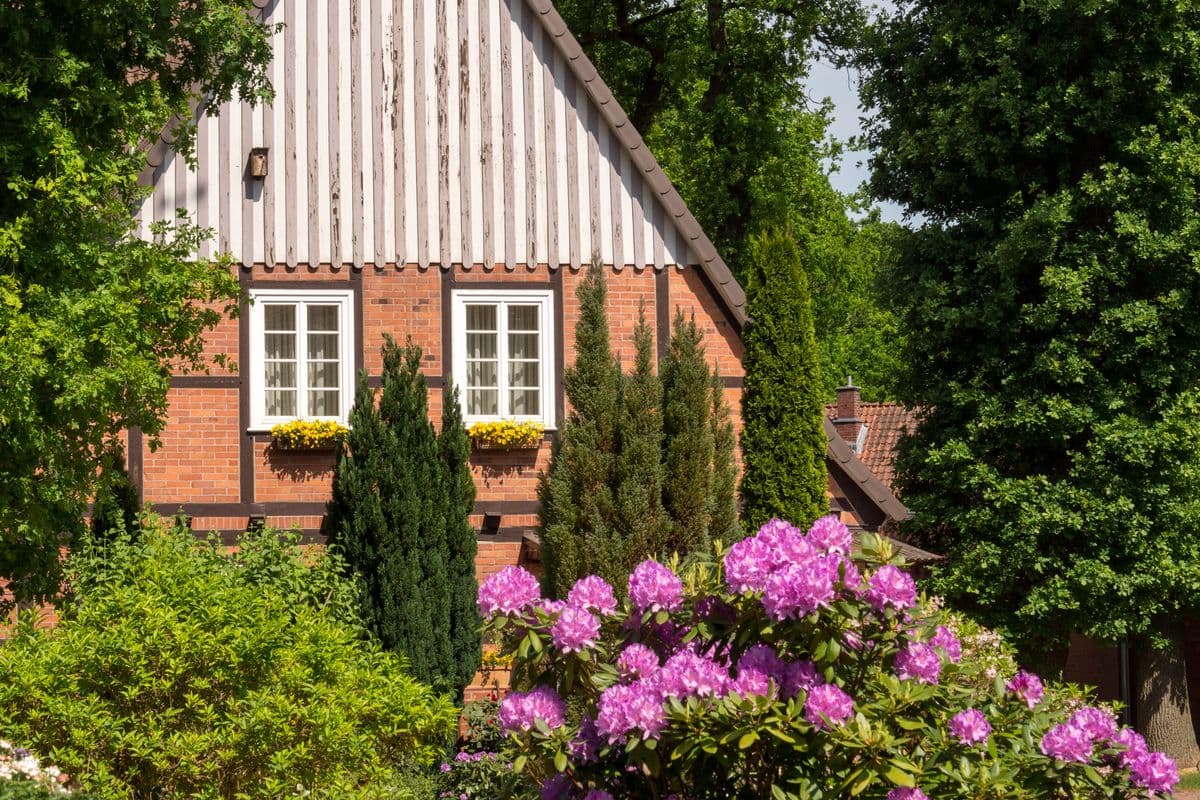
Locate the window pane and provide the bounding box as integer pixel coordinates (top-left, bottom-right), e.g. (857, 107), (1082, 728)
(308, 332), (339, 360)
(264, 305), (296, 330)
(308, 305), (339, 331)
(509, 361), (540, 388)
(266, 389), (297, 417)
(309, 390), (339, 416)
(508, 305), (539, 331)
(510, 389), (539, 415)
(265, 332), (296, 360)
(466, 332), (497, 359)
(467, 360), (498, 388)
(265, 362), (296, 388)
(509, 332), (539, 359)
(467, 389), (499, 415)
(466, 304), (497, 330)
(308, 361), (339, 388)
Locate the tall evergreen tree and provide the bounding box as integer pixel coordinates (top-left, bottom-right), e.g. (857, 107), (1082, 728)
(709, 372), (740, 543)
(614, 306), (671, 563)
(860, 0), (1200, 761)
(739, 230), (827, 529)
(661, 311), (716, 557)
(440, 378), (481, 698)
(325, 337), (475, 698)
(539, 261), (621, 597)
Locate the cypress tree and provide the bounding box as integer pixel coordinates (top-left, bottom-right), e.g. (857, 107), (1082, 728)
(739, 230), (827, 530)
(613, 305), (671, 564)
(660, 311), (716, 557)
(539, 260), (621, 597)
(440, 378), (481, 698)
(325, 337), (472, 696)
(709, 372), (739, 543)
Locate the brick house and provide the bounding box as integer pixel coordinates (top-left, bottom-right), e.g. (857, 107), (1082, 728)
(129, 0), (920, 585)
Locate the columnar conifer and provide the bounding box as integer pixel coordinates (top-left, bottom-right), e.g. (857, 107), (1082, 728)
(739, 230), (827, 529)
(441, 378), (482, 697)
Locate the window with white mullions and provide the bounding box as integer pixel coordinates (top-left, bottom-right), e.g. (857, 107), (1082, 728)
(249, 289), (355, 429)
(452, 290), (555, 428)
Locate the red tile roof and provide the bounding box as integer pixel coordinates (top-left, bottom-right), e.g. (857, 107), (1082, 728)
(825, 402), (918, 496)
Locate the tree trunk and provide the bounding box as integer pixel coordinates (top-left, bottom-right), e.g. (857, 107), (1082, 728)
(1135, 619), (1200, 768)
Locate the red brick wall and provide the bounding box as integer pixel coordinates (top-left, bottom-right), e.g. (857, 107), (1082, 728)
(142, 387), (240, 504)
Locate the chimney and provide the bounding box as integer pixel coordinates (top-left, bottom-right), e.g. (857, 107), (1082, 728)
(833, 376), (864, 449)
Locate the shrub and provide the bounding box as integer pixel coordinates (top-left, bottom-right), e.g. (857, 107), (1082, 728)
(0, 521), (457, 800)
(479, 517), (1178, 799)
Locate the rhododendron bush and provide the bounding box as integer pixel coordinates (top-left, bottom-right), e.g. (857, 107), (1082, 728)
(479, 517), (1179, 799)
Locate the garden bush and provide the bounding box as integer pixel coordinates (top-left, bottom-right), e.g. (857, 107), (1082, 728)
(479, 516), (1179, 799)
(0, 521), (457, 800)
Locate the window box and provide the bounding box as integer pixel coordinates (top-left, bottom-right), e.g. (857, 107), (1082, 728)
(269, 419), (349, 451)
(468, 420), (544, 450)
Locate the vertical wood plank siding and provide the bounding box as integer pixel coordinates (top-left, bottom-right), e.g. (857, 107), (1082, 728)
(136, 0), (698, 271)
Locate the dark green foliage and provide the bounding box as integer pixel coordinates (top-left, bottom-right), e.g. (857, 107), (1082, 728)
(540, 263), (622, 597)
(89, 449), (140, 542)
(661, 311), (717, 556)
(324, 337), (476, 698)
(0, 1), (272, 609)
(739, 231), (828, 529)
(709, 372), (740, 543)
(441, 378), (482, 698)
(614, 307), (672, 562)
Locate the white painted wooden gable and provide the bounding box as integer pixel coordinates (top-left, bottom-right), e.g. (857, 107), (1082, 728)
(135, 0), (700, 271)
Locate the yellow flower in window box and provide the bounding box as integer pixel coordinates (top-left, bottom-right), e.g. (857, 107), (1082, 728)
(270, 419), (349, 451)
(468, 420), (544, 450)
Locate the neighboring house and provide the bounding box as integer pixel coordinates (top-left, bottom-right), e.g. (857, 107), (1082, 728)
(130, 0), (746, 583)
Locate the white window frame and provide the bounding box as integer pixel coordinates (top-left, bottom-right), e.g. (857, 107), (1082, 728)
(451, 289), (556, 429)
(247, 288), (356, 430)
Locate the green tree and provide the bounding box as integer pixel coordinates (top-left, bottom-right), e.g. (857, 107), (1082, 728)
(440, 378), (483, 698)
(739, 230), (827, 530)
(325, 338), (474, 699)
(661, 311), (717, 556)
(0, 2), (274, 607)
(539, 262), (622, 597)
(614, 306), (672, 561)
(709, 371), (740, 542)
(860, 0), (1200, 761)
(89, 447), (141, 543)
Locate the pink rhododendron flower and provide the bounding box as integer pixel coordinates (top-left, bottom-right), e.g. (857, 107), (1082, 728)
(825, 554), (864, 596)
(658, 650), (729, 699)
(724, 535), (774, 594)
(596, 681), (665, 743)
(1069, 706), (1117, 742)
(1130, 751), (1179, 793)
(499, 685), (567, 733)
(628, 560), (684, 613)
(570, 715), (602, 764)
(1040, 722), (1093, 763)
(808, 514), (853, 555)
(550, 606), (601, 653)
(1006, 670), (1044, 708)
(567, 575), (618, 616)
(804, 684), (854, 730)
(762, 560), (835, 620)
(894, 642), (941, 685)
(583, 792), (615, 800)
(616, 643), (660, 681)
(730, 644), (786, 697)
(930, 625), (962, 663)
(477, 565), (542, 617)
(948, 708), (991, 746)
(1110, 727), (1149, 768)
(537, 599), (567, 617)
(866, 565), (917, 612)
(783, 659), (823, 696)
(541, 774), (572, 800)
(887, 790), (929, 800)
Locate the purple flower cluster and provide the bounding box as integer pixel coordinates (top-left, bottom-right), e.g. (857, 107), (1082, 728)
(582, 792), (614, 800)
(477, 565), (542, 618)
(724, 535), (774, 594)
(1006, 670), (1043, 708)
(657, 650), (729, 699)
(498, 685), (567, 733)
(894, 642), (941, 685)
(568, 576), (618, 616)
(1130, 751), (1179, 793)
(1111, 727), (1148, 768)
(762, 561), (835, 620)
(596, 681), (666, 743)
(551, 606), (601, 653)
(886, 790), (928, 800)
(804, 683), (854, 730)
(948, 709), (991, 746)
(1037, 706), (1177, 792)
(570, 715), (602, 764)
(1040, 721), (1094, 763)
(865, 565), (917, 612)
(1069, 706), (1117, 741)
(930, 625), (962, 663)
(616, 643), (660, 681)
(809, 514), (853, 555)
(628, 560), (684, 613)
